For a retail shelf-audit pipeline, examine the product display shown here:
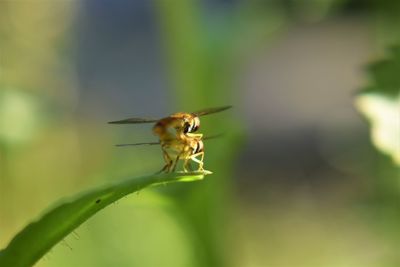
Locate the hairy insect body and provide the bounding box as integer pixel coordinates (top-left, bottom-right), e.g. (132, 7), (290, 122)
(152, 112), (201, 141)
(150, 112), (205, 172)
(158, 135), (204, 173)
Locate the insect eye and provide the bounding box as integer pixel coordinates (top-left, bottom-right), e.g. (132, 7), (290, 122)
(192, 125), (199, 132)
(191, 116), (200, 132)
(183, 123), (191, 133)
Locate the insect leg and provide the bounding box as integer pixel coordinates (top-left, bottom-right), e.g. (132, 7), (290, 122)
(171, 154), (181, 172)
(156, 147), (173, 173)
(183, 158), (190, 172)
(186, 161), (194, 172)
(172, 144), (191, 172)
(190, 152), (204, 171)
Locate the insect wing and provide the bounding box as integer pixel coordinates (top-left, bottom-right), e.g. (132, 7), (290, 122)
(192, 106), (232, 117)
(115, 141), (160, 147)
(115, 134), (222, 147)
(108, 117), (159, 124)
(203, 133), (224, 140)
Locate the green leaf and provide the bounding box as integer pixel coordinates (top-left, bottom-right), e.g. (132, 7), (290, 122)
(0, 171), (209, 267)
(363, 46), (400, 97)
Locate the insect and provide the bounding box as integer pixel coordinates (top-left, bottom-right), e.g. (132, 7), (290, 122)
(158, 135), (205, 173)
(109, 106), (231, 173)
(109, 106), (231, 141)
(116, 134), (222, 173)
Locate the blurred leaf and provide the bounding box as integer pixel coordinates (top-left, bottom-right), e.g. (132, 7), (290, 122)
(356, 46), (400, 166)
(372, 0), (400, 46)
(155, 1), (242, 266)
(364, 46), (400, 97)
(0, 89), (44, 145)
(355, 93), (400, 166)
(290, 0), (347, 22)
(0, 171), (208, 267)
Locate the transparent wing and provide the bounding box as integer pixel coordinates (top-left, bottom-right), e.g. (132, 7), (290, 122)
(109, 106), (231, 124)
(192, 105), (232, 116)
(115, 134), (223, 147)
(203, 133), (224, 140)
(115, 141), (160, 147)
(108, 117), (159, 124)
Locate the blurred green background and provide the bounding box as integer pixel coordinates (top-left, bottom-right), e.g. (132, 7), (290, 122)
(1, 0), (399, 266)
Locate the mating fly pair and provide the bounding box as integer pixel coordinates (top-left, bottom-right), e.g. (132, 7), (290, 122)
(109, 106), (231, 173)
